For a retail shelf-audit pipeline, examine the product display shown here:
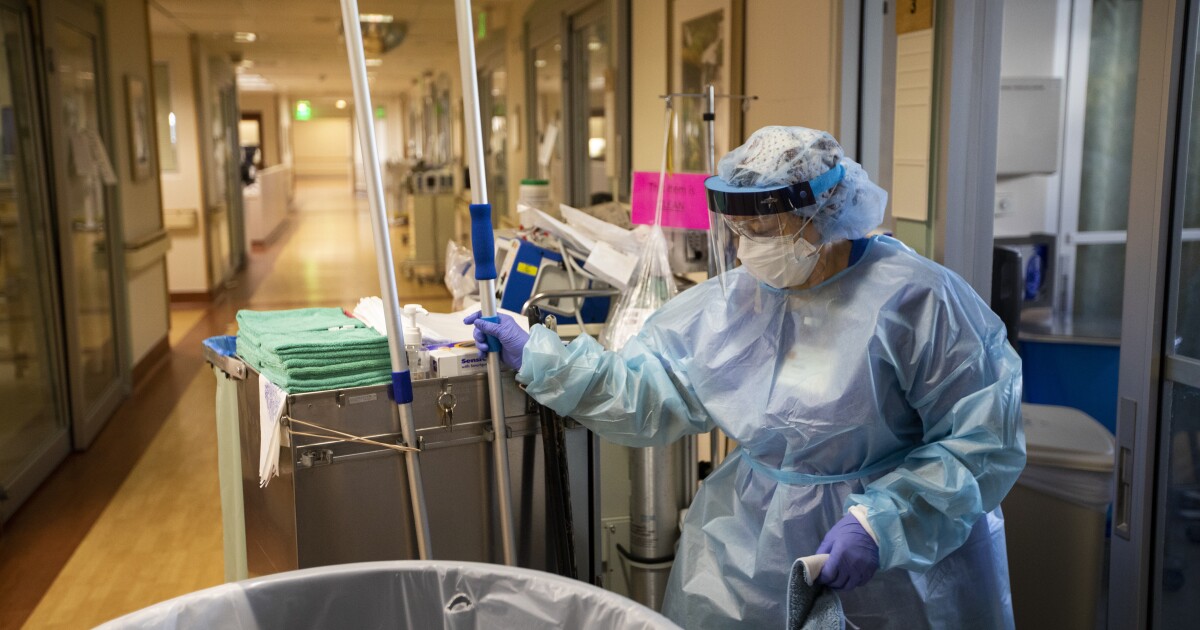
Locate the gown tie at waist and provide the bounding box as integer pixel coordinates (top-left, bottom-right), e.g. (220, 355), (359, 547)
(743, 448), (912, 485)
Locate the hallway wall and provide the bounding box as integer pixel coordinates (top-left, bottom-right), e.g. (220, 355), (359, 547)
(293, 118), (353, 179)
(152, 34), (209, 296)
(629, 0), (843, 173)
(104, 0), (169, 364)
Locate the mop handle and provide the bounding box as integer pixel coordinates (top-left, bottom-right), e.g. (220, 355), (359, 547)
(454, 0), (516, 567)
(339, 0), (431, 559)
(469, 203), (501, 351)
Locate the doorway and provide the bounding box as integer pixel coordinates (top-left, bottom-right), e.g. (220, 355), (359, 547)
(41, 0), (127, 449)
(0, 0), (70, 521)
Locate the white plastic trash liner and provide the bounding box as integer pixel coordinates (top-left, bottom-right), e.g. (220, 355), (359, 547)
(97, 561), (680, 630)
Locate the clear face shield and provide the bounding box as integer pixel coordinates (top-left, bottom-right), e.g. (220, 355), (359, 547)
(704, 163), (845, 290)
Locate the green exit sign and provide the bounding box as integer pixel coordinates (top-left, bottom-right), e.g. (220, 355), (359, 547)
(295, 100), (312, 121)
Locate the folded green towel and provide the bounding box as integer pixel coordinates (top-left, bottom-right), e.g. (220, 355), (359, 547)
(236, 307), (387, 354)
(236, 307), (363, 336)
(257, 366), (392, 393)
(236, 341), (381, 371)
(241, 329), (388, 356)
(236, 336), (388, 366)
(264, 355), (391, 371)
(235, 307), (398, 392)
(267, 358), (393, 379)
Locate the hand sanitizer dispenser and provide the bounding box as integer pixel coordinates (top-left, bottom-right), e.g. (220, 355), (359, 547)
(401, 304), (430, 379)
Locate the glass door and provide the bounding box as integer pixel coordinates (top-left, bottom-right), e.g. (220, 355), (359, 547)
(0, 0), (69, 521)
(526, 0), (630, 209)
(569, 3), (614, 207)
(529, 34), (565, 207)
(1152, 0), (1200, 623)
(1110, 0), (1200, 625)
(478, 31), (509, 221)
(1062, 0), (1143, 337)
(43, 0), (126, 448)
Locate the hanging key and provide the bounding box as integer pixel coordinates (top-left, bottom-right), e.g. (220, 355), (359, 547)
(436, 384), (457, 429)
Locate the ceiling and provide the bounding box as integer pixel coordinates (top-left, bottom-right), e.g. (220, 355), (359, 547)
(148, 0), (511, 96)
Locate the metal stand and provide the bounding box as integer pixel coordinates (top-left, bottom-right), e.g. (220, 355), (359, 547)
(658, 87), (757, 477)
(337, 0), (431, 559)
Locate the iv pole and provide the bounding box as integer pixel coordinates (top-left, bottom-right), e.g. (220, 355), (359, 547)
(337, 0), (433, 559)
(453, 0), (518, 566)
(658, 86), (757, 473)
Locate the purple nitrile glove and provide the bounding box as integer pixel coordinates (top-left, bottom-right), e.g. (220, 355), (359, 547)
(463, 311), (529, 371)
(815, 512), (880, 591)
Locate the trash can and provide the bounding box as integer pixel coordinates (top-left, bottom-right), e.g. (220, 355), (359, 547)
(1003, 403), (1115, 630)
(97, 561), (680, 629)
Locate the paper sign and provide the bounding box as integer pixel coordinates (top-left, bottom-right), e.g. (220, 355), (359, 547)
(258, 376), (286, 487)
(631, 171), (711, 230)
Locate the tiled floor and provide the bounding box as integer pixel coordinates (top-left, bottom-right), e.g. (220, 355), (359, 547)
(12, 180), (452, 629)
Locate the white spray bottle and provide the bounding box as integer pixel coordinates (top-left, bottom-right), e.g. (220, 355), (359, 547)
(401, 304), (430, 379)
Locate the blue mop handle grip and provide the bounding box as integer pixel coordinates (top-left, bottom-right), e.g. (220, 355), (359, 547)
(392, 370), (413, 404)
(481, 315), (502, 354)
(469, 203), (501, 352)
(470, 204), (497, 280)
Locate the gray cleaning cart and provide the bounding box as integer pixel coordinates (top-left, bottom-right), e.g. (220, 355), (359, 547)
(205, 344), (601, 583)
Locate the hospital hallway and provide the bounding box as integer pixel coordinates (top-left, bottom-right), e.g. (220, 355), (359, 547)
(0, 180), (453, 630)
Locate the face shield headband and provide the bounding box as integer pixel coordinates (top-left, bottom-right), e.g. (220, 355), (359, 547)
(704, 163), (845, 217)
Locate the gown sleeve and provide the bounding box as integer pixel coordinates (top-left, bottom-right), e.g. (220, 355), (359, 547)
(847, 273), (1027, 572)
(516, 323), (715, 448)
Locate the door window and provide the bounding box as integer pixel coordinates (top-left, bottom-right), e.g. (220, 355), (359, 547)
(0, 6), (67, 515)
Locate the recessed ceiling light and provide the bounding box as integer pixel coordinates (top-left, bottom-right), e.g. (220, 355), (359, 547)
(335, 99), (347, 109)
(234, 32), (257, 43)
(534, 59), (547, 69)
(365, 59), (383, 67)
(239, 59), (255, 68)
(360, 14), (394, 24)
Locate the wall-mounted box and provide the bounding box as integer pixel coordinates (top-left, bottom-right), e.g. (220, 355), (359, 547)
(997, 77), (1062, 176)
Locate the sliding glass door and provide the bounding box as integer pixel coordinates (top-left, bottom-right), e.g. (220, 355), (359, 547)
(0, 0), (69, 521)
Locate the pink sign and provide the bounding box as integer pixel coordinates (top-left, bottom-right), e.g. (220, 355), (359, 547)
(630, 171), (711, 230)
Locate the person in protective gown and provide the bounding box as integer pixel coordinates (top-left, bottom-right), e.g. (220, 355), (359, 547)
(468, 126), (1025, 629)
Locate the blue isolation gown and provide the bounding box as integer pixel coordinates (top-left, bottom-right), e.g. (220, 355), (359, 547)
(517, 236), (1025, 629)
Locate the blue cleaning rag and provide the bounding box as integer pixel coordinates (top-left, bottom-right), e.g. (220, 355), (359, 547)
(787, 555), (845, 630)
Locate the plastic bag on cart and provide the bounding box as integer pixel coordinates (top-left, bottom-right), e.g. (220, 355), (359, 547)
(444, 240), (478, 310)
(599, 107), (679, 351)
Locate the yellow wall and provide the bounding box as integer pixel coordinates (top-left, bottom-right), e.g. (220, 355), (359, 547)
(292, 118), (354, 179)
(631, 0), (669, 174)
(105, 0), (169, 363)
(152, 34), (209, 295)
(630, 0), (843, 174)
(742, 0), (842, 134)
